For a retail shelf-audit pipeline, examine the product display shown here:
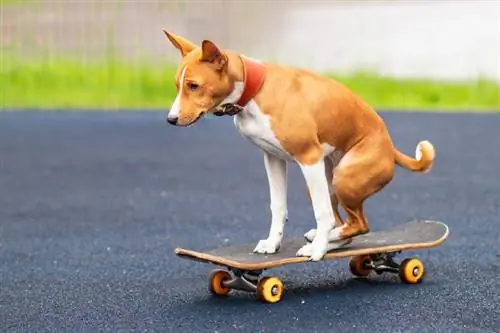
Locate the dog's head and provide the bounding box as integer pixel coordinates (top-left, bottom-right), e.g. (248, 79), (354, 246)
(163, 30), (238, 127)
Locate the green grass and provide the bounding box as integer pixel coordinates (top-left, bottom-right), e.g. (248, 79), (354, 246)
(0, 0), (29, 5)
(1, 56), (178, 109)
(1, 55), (499, 111)
(334, 72), (500, 111)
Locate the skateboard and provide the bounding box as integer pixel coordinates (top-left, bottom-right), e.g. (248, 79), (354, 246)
(175, 219), (449, 304)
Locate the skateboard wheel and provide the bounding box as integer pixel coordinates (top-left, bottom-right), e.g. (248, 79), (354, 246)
(208, 269), (232, 296)
(349, 255), (372, 277)
(256, 276), (283, 304)
(399, 258), (425, 284)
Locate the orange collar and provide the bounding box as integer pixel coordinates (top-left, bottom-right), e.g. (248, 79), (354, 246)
(235, 55), (266, 108)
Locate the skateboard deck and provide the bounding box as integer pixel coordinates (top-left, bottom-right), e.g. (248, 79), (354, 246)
(175, 219), (449, 303)
(175, 219), (449, 270)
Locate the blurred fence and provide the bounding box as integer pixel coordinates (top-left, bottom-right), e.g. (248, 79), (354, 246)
(1, 0), (499, 81)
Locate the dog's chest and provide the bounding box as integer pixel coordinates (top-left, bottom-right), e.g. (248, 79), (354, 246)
(233, 102), (292, 161)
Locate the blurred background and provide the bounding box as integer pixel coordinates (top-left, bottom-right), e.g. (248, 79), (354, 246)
(1, 0), (499, 110)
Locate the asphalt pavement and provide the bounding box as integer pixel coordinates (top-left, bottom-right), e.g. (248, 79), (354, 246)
(1, 110), (499, 332)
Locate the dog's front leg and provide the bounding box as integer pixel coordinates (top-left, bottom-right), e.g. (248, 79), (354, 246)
(296, 158), (336, 261)
(253, 152), (288, 254)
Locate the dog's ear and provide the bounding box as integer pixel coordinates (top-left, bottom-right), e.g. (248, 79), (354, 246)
(162, 29), (196, 57)
(200, 40), (227, 71)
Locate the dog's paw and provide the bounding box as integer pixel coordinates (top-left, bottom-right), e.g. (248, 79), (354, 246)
(304, 228), (347, 243)
(253, 238), (281, 254)
(297, 235), (330, 261)
(327, 238), (352, 250)
(296, 242), (315, 257)
(304, 228), (316, 242)
(309, 240), (329, 261)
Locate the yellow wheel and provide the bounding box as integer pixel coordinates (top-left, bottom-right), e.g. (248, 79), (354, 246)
(399, 258), (425, 284)
(256, 276), (284, 304)
(208, 269), (232, 296)
(349, 255), (372, 277)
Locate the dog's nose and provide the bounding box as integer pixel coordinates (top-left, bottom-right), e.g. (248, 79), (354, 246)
(166, 115), (178, 125)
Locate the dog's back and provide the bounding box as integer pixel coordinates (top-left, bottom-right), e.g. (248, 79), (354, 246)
(252, 61), (389, 153)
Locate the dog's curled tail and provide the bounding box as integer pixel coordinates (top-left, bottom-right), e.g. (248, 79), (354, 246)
(394, 140), (435, 173)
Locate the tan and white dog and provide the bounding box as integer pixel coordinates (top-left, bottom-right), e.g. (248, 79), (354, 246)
(162, 30), (435, 261)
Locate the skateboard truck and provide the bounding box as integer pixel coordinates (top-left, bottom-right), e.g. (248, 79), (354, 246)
(221, 269), (263, 292)
(367, 251), (401, 274)
(349, 250), (425, 284)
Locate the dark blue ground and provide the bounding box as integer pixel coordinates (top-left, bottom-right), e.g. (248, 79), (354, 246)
(1, 111), (499, 332)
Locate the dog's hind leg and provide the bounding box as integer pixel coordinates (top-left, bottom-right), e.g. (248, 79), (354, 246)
(328, 138), (395, 242)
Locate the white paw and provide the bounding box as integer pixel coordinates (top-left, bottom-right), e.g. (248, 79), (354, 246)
(326, 238), (352, 251)
(296, 242), (314, 257)
(304, 228), (343, 243)
(309, 239), (329, 261)
(253, 237), (281, 254)
(304, 228), (316, 242)
(296, 237), (329, 261)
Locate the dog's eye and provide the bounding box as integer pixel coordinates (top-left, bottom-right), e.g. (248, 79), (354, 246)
(187, 82), (199, 92)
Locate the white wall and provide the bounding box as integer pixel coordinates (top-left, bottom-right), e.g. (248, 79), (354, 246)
(273, 1), (500, 82)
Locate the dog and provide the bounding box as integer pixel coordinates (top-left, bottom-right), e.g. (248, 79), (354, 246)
(162, 30), (435, 261)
